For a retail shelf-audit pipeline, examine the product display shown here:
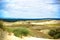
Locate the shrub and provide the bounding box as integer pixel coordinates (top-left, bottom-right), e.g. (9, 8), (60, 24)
(5, 27), (14, 32)
(48, 28), (60, 39)
(0, 21), (5, 30)
(13, 27), (30, 38)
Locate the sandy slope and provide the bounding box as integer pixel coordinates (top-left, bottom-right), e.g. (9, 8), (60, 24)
(4, 33), (54, 40)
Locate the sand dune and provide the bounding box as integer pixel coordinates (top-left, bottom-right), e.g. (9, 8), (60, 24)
(5, 33), (53, 40)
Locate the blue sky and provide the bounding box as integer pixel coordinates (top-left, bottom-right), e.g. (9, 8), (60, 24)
(0, 0), (60, 18)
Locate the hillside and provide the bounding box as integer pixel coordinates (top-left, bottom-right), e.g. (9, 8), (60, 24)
(0, 20), (60, 39)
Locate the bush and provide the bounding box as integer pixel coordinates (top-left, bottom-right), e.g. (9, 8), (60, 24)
(0, 21), (3, 29)
(13, 27), (30, 38)
(48, 28), (60, 39)
(0, 21), (5, 30)
(5, 27), (14, 33)
(54, 33), (60, 39)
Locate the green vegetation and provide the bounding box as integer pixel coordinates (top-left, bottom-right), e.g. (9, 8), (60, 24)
(5, 27), (31, 38)
(0, 21), (3, 29)
(0, 21), (5, 30)
(46, 24), (60, 27)
(5, 27), (14, 33)
(48, 28), (60, 39)
(13, 27), (30, 38)
(0, 20), (60, 39)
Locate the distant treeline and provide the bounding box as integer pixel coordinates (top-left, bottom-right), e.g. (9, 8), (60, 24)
(0, 18), (60, 22)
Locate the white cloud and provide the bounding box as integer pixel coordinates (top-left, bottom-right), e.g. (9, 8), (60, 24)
(2, 0), (59, 18)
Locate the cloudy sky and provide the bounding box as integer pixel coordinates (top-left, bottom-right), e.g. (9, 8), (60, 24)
(0, 0), (60, 18)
